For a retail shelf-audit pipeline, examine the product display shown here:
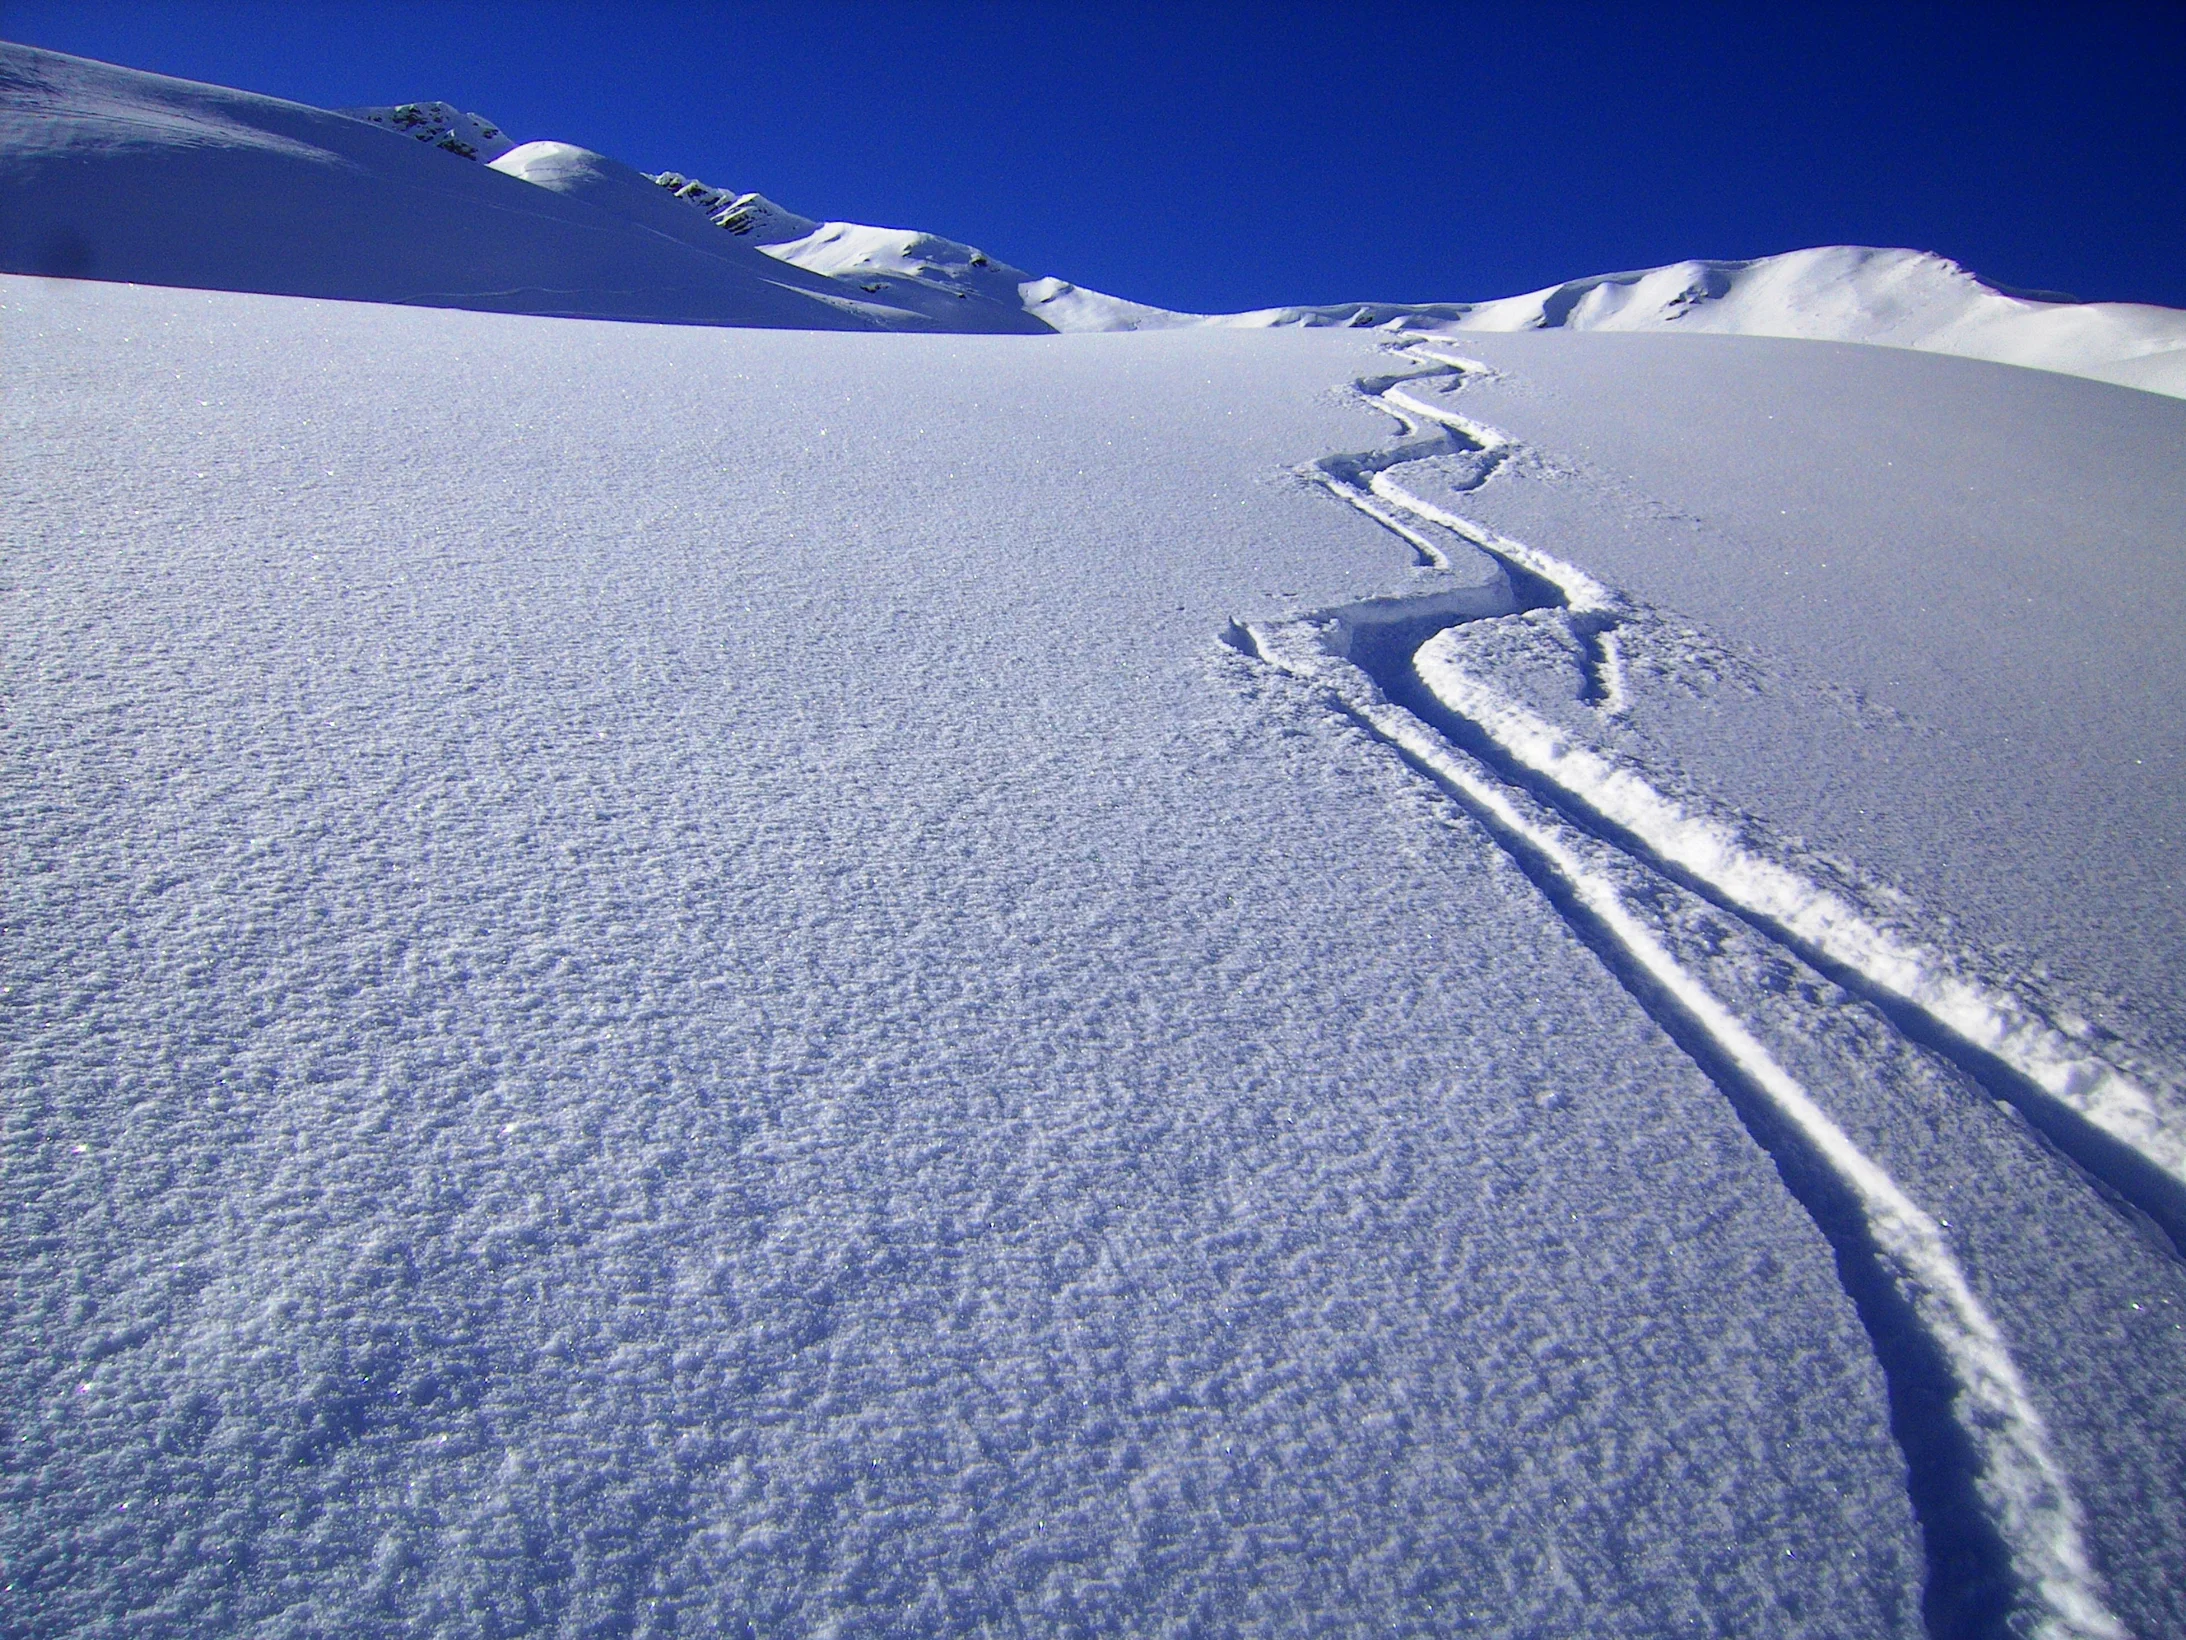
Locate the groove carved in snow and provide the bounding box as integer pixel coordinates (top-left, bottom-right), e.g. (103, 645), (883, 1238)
(1237, 341), (2163, 1640)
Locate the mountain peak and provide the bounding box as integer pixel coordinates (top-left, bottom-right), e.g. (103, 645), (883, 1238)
(341, 101), (518, 164)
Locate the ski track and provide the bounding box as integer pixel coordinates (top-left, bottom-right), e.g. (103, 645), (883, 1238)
(1234, 342), (2169, 1640)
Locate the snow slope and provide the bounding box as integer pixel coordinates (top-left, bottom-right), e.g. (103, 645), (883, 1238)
(0, 41), (1100, 335)
(0, 43), (944, 331)
(7, 273), (2186, 1639)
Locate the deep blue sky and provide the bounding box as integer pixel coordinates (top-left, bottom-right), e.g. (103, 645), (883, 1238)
(5, 0), (2182, 313)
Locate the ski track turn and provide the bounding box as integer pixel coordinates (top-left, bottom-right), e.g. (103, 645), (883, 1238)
(1232, 341), (2169, 1640)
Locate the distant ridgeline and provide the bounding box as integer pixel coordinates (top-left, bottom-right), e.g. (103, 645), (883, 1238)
(3, 41), (2182, 388)
(314, 93), (2186, 392)
(342, 106), (818, 245)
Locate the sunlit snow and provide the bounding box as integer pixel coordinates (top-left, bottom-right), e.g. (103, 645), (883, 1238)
(6, 36), (2186, 1640)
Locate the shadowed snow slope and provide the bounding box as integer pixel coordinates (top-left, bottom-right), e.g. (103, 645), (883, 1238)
(0, 43), (925, 330)
(7, 274), (2186, 1638)
(0, 42), (1090, 334)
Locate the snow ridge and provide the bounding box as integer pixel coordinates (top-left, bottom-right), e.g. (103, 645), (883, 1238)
(647, 172), (818, 243)
(1236, 343), (2156, 1639)
(645, 167), (1058, 333)
(1183, 249), (2186, 399)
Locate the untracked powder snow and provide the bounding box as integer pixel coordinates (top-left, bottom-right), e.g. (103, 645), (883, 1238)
(4, 269), (2184, 1639)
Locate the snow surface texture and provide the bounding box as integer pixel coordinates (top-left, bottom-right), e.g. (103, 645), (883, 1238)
(8, 273), (2186, 1638)
(1240, 336), (2186, 1638)
(7, 41), (2186, 395)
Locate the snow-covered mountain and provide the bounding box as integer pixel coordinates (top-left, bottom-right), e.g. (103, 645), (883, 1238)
(6, 40), (2185, 395)
(0, 44), (935, 331)
(1181, 246), (2186, 398)
(543, 149), (1052, 335)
